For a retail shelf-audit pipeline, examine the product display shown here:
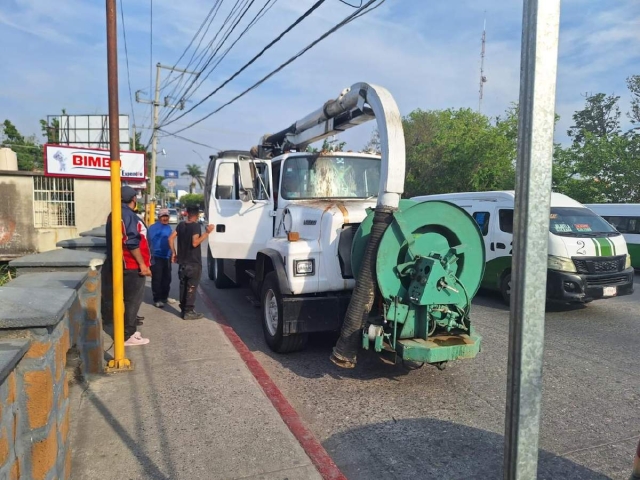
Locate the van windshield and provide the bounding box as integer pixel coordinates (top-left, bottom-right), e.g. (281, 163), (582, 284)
(549, 207), (619, 237)
(280, 155), (380, 200)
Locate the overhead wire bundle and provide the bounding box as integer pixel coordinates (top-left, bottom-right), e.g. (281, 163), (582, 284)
(160, 0), (385, 136)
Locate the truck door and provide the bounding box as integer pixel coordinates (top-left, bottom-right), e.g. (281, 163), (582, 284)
(208, 159), (274, 260)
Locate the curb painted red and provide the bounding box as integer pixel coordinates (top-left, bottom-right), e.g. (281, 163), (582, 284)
(198, 286), (347, 480)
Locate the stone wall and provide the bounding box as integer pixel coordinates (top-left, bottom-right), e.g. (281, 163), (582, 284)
(0, 249), (106, 479)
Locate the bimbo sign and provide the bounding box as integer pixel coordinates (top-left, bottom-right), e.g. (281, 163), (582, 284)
(44, 144), (146, 180)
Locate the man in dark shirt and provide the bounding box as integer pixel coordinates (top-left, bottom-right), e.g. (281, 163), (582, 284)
(169, 205), (214, 320)
(148, 209), (174, 308)
(105, 186), (151, 345)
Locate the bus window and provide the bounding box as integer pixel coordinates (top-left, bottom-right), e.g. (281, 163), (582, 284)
(499, 209), (514, 234)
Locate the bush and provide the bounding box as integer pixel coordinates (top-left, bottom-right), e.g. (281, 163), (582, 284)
(179, 193), (204, 208)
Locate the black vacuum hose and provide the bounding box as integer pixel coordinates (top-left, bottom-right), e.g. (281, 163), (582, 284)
(330, 207), (394, 368)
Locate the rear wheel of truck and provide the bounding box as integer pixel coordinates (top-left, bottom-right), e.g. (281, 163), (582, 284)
(208, 246), (235, 289)
(261, 272), (308, 353)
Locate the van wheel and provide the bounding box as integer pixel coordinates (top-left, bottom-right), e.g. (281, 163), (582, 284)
(208, 247), (234, 289)
(261, 272), (308, 353)
(500, 273), (512, 306)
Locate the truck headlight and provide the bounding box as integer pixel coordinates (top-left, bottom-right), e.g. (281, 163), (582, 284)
(626, 254), (632, 269)
(548, 255), (577, 273)
(294, 259), (315, 276)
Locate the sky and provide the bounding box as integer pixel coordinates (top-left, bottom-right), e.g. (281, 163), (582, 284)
(0, 0), (639, 190)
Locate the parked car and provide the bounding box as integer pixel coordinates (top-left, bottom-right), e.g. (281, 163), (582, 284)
(168, 208), (179, 224)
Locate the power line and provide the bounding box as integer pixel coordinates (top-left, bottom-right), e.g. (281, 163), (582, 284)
(158, 0), (224, 94)
(338, 0), (363, 6)
(161, 0), (327, 128)
(119, 0), (137, 131)
(161, 0), (278, 126)
(165, 0), (383, 135)
(161, 0), (260, 126)
(157, 128), (221, 150)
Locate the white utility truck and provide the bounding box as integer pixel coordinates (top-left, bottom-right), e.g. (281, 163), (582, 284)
(413, 191), (634, 304)
(204, 83), (405, 354)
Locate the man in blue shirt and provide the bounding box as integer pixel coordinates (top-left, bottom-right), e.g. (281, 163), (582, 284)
(148, 209), (174, 308)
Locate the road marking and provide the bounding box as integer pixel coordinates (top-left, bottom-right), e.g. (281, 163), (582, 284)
(198, 286), (347, 480)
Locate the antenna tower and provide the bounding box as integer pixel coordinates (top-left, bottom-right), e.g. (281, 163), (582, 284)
(479, 15), (487, 112)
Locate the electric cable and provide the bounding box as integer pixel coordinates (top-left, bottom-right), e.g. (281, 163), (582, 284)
(119, 0), (137, 137)
(160, 0), (328, 128)
(164, 0), (383, 135)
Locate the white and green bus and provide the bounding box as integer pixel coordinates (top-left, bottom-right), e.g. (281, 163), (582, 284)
(412, 191), (634, 305)
(585, 204), (640, 269)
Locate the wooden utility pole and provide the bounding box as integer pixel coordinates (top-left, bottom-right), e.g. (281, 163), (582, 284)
(105, 0), (132, 371)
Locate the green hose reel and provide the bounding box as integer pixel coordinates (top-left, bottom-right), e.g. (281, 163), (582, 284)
(351, 200), (486, 366)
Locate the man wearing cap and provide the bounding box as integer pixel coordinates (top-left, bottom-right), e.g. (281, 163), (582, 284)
(148, 209), (174, 308)
(105, 186), (151, 346)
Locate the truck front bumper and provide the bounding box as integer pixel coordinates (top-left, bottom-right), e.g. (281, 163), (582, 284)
(282, 293), (351, 335)
(546, 267), (634, 303)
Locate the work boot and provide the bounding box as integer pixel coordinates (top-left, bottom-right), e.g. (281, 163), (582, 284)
(183, 311), (204, 320)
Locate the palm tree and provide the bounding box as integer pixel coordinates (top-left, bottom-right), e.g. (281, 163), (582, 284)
(181, 164), (205, 194)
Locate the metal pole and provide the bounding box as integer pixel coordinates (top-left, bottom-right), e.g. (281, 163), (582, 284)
(149, 63), (161, 224)
(105, 0), (131, 371)
(504, 0), (560, 478)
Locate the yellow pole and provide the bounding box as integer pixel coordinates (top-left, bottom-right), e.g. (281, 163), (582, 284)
(105, 0), (131, 371)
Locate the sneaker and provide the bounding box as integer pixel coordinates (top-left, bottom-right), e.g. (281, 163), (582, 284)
(124, 332), (150, 346)
(183, 311), (204, 320)
(165, 298), (178, 305)
(154, 301), (164, 308)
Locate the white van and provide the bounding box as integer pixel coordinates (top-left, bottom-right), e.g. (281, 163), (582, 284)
(411, 191), (634, 304)
(584, 204), (640, 269)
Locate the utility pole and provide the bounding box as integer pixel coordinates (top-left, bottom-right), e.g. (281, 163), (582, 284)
(105, 0), (131, 371)
(136, 63), (196, 223)
(479, 14), (487, 112)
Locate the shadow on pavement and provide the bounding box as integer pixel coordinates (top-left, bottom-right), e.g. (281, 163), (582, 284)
(85, 391), (173, 480)
(323, 418), (610, 480)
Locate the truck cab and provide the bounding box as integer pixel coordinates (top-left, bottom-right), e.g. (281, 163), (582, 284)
(205, 149), (383, 351)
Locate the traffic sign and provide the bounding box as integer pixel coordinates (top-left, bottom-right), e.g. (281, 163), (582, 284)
(164, 169), (179, 179)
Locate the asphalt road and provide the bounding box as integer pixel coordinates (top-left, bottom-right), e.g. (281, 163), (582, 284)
(199, 266), (640, 480)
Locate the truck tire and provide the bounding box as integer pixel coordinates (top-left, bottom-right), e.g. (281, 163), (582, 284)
(261, 272), (308, 353)
(208, 246), (235, 289)
(500, 273), (512, 306)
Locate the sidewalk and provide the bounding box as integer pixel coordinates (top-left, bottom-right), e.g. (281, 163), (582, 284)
(69, 275), (323, 480)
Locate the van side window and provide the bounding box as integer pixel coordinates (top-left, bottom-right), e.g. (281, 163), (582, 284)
(472, 211), (491, 236)
(603, 216), (640, 234)
(499, 209), (514, 233)
(215, 163), (236, 200)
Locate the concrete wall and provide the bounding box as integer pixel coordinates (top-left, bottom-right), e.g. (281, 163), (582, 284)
(74, 179), (111, 234)
(0, 172), (112, 260)
(0, 172), (39, 259)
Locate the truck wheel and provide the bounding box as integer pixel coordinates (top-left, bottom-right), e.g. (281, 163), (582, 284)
(261, 272), (308, 353)
(500, 273), (512, 306)
(208, 246), (234, 289)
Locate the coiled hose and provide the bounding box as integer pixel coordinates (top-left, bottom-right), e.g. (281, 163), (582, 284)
(330, 207), (394, 368)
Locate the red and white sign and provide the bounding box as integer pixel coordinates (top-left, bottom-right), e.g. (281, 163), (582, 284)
(44, 144), (146, 180)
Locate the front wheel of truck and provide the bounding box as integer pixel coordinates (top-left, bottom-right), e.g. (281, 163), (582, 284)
(261, 272), (308, 353)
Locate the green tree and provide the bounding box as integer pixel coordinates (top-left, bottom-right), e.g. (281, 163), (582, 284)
(179, 193), (204, 207)
(181, 164), (205, 194)
(553, 88), (640, 203)
(402, 108), (516, 198)
(0, 120), (43, 171)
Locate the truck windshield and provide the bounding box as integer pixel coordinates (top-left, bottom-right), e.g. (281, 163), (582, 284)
(549, 207), (619, 237)
(281, 155), (381, 200)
